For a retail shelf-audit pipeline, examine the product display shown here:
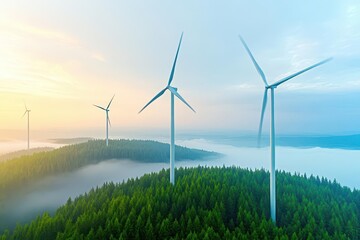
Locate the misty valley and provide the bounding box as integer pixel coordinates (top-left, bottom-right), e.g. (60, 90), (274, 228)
(0, 139), (218, 198)
(0, 138), (359, 239)
(1, 165), (359, 239)
(0, 139), (217, 231)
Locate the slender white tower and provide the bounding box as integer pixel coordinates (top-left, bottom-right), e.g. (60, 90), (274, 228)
(170, 92), (175, 184)
(269, 87), (276, 222)
(106, 111), (109, 146)
(27, 110), (30, 150)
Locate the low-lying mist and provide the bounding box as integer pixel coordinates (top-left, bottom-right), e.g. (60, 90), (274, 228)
(1, 138), (360, 232)
(0, 159), (167, 230)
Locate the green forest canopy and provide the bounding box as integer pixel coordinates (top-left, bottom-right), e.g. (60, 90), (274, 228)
(0, 139), (218, 199)
(1, 166), (359, 239)
(0, 147), (54, 162)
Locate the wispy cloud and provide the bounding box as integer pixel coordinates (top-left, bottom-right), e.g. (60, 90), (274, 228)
(15, 23), (78, 45)
(0, 19), (79, 47)
(0, 20), (81, 98)
(281, 78), (360, 92)
(227, 83), (258, 91)
(91, 53), (106, 62)
(287, 39), (319, 68)
(0, 57), (80, 98)
(0, 18), (111, 98)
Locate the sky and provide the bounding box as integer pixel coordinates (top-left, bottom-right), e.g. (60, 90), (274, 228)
(0, 0), (360, 140)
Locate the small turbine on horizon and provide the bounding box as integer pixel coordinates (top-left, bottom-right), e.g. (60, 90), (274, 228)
(22, 103), (31, 150)
(239, 35), (332, 224)
(93, 95), (115, 146)
(139, 32), (195, 185)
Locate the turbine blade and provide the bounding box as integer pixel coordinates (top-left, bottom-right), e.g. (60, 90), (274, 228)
(93, 104), (106, 111)
(167, 32), (183, 86)
(168, 87), (196, 113)
(23, 100), (29, 111)
(138, 88), (167, 113)
(107, 94), (115, 110)
(108, 116), (112, 127)
(270, 58), (332, 88)
(239, 35), (268, 86)
(22, 111), (27, 118)
(258, 89), (268, 147)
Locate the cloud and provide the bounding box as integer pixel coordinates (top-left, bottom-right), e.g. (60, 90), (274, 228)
(0, 19), (79, 47)
(226, 83), (258, 91)
(0, 60), (80, 98)
(91, 53), (106, 62)
(0, 19), (78, 95)
(0, 19), (112, 98)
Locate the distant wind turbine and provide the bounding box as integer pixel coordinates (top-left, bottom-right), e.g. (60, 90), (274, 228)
(139, 32), (195, 185)
(239, 35), (331, 224)
(22, 103), (31, 150)
(93, 95), (115, 146)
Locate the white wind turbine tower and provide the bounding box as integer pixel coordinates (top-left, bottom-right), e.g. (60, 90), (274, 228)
(93, 95), (115, 146)
(22, 103), (31, 150)
(239, 35), (331, 224)
(139, 32), (195, 185)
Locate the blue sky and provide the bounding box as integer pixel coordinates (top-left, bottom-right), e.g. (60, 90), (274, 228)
(0, 0), (359, 137)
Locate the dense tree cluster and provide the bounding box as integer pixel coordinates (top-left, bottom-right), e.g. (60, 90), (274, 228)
(1, 167), (359, 239)
(0, 140), (216, 199)
(0, 147), (53, 162)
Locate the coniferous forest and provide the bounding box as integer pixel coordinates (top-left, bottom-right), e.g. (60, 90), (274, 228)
(1, 166), (359, 239)
(0, 140), (217, 199)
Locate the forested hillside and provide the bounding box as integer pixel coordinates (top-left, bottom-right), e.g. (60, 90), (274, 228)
(0, 140), (217, 199)
(0, 147), (53, 162)
(1, 167), (359, 239)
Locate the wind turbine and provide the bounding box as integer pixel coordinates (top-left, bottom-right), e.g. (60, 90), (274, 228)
(93, 95), (115, 146)
(239, 35), (331, 224)
(139, 32), (195, 185)
(22, 103), (31, 150)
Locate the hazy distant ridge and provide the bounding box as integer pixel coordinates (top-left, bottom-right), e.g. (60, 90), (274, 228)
(202, 134), (360, 150)
(0, 147), (54, 162)
(277, 134), (360, 149)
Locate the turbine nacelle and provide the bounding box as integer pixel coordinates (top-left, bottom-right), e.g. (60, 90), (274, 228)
(93, 94), (115, 112)
(138, 85), (195, 114)
(139, 32), (195, 114)
(168, 86), (178, 91)
(22, 103), (31, 117)
(239, 35), (332, 146)
(22, 109), (31, 117)
(93, 94), (115, 129)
